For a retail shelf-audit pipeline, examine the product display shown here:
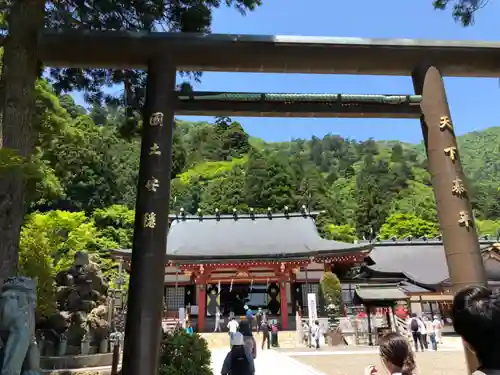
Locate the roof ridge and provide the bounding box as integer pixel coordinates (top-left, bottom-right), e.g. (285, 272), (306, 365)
(169, 210), (321, 221)
(359, 235), (498, 245)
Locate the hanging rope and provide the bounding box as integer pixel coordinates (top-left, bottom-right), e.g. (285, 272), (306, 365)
(249, 277), (254, 304)
(266, 278), (269, 307)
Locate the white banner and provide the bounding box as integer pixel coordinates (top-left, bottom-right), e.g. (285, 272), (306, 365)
(307, 293), (318, 327)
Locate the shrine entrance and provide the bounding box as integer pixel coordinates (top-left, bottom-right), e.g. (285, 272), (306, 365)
(220, 283), (271, 316)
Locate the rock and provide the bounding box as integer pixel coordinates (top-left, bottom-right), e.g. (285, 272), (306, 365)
(43, 251), (112, 353)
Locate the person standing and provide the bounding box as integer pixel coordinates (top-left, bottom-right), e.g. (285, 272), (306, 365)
(256, 308), (263, 333)
(244, 305), (254, 331)
(312, 320), (322, 349)
(260, 319), (270, 350)
(425, 315), (437, 351)
(221, 332), (255, 375)
(227, 317), (239, 346)
(239, 320), (257, 359)
(407, 313), (425, 352)
(214, 307), (222, 332)
(432, 315), (443, 344)
(419, 316), (428, 350)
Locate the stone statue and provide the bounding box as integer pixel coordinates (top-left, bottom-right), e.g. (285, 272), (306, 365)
(44, 251), (110, 355)
(0, 277), (40, 375)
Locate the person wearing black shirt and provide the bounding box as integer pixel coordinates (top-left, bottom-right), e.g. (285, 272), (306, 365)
(260, 320), (270, 350)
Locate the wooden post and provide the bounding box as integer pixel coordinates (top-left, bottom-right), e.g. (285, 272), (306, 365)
(280, 281), (289, 329)
(197, 283), (207, 332)
(412, 64), (487, 374)
(120, 59), (176, 375)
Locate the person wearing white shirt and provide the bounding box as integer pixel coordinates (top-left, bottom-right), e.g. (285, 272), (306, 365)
(432, 315), (443, 344)
(424, 315), (437, 351)
(227, 317), (239, 346)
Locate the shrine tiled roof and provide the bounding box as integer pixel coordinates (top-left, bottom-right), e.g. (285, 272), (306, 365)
(360, 237), (500, 286)
(163, 211), (371, 262)
(111, 210), (372, 262)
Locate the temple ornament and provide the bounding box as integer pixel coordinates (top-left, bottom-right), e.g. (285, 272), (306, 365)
(143, 212), (157, 228)
(148, 143), (161, 156)
(439, 116), (454, 132)
(444, 146), (457, 161)
(458, 211), (473, 228)
(452, 178), (467, 197)
(0, 277), (40, 375)
(149, 112), (164, 127)
(145, 177), (159, 192)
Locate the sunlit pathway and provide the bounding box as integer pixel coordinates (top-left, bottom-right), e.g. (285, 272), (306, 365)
(211, 348), (326, 375)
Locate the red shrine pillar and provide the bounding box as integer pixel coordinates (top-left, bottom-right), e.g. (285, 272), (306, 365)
(280, 281), (289, 330)
(197, 283), (207, 332)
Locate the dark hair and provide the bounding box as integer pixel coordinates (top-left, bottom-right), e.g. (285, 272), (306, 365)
(411, 313), (417, 318)
(379, 332), (416, 375)
(238, 320), (252, 337)
(452, 286), (500, 369)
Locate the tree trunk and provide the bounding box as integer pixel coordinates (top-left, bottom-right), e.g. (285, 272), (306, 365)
(0, 0), (45, 285)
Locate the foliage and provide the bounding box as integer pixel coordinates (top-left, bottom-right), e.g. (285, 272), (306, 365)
(159, 327), (212, 375)
(433, 0), (487, 26)
(18, 210), (125, 316)
(379, 213), (440, 239)
(320, 272), (342, 329)
(322, 224), (357, 243)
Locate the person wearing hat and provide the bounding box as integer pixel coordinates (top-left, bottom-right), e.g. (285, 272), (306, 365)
(221, 332), (255, 375)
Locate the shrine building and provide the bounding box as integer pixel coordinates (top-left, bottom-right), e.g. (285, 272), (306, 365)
(111, 209), (372, 331)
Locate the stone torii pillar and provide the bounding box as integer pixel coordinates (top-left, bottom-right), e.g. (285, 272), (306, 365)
(412, 64), (486, 373)
(121, 59), (177, 375)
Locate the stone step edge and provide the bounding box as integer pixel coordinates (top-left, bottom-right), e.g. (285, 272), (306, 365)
(42, 364), (121, 373)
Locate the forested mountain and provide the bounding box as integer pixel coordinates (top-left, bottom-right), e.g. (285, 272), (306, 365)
(11, 81), (500, 244)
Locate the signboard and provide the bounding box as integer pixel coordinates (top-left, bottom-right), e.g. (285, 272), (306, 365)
(307, 293), (318, 327)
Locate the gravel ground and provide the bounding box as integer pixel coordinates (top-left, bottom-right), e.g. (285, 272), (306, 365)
(291, 350), (468, 375)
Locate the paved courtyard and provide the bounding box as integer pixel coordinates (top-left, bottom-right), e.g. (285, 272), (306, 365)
(211, 346), (468, 375)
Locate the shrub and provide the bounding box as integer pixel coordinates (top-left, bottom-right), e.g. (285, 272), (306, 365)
(159, 327), (213, 375)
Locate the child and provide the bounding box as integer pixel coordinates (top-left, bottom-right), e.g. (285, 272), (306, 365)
(185, 321), (193, 335)
(221, 332), (255, 375)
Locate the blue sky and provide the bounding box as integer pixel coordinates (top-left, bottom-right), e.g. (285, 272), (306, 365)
(74, 0), (500, 144)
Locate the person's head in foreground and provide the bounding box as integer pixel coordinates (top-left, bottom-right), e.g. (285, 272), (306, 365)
(366, 332), (415, 375)
(452, 286), (500, 370)
(230, 332), (244, 347)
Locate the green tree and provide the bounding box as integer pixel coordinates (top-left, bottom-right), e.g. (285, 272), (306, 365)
(322, 224), (357, 243)
(355, 155), (390, 238)
(320, 272), (342, 329)
(93, 205), (135, 249)
(433, 0), (486, 26)
(18, 210), (101, 316)
(379, 213), (440, 239)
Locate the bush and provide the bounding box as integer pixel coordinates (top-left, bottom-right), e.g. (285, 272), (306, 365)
(159, 327), (213, 375)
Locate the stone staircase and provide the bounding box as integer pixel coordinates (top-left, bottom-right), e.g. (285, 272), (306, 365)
(201, 331), (298, 349)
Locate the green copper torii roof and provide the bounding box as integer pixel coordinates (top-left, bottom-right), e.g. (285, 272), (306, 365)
(176, 91), (422, 104)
